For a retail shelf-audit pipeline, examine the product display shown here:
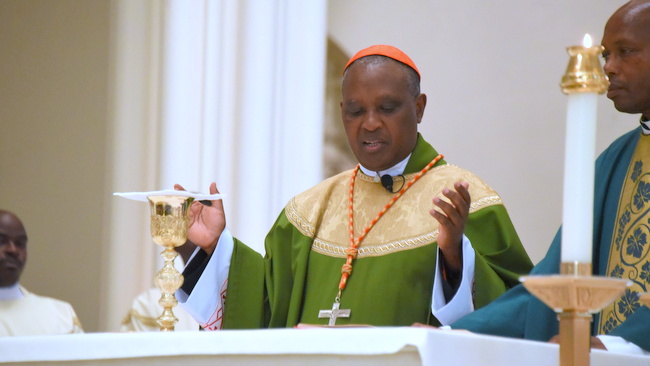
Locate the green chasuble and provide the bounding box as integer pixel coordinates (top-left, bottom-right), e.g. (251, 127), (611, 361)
(453, 127), (650, 352)
(222, 134), (533, 329)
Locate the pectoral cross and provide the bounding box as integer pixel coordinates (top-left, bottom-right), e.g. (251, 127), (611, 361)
(318, 301), (351, 326)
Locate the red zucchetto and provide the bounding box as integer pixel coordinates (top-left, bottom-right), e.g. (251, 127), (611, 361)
(343, 44), (420, 78)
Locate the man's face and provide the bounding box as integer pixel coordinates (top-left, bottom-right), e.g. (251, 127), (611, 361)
(0, 213), (27, 287)
(602, 8), (650, 117)
(340, 59), (425, 172)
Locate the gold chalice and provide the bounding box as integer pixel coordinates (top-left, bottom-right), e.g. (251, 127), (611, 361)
(147, 194), (194, 331)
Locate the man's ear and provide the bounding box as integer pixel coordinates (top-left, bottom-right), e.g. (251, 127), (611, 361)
(416, 93), (427, 123)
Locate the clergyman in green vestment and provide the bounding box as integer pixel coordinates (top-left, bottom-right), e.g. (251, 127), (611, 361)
(176, 45), (533, 331)
(453, 1), (650, 355)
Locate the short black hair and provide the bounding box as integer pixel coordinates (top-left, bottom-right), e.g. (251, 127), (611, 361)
(342, 55), (421, 97)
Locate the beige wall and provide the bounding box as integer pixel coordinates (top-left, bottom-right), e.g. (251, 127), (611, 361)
(0, 0), (110, 332)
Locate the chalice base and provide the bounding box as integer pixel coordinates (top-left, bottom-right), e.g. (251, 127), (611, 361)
(157, 308), (179, 332)
(521, 273), (629, 366)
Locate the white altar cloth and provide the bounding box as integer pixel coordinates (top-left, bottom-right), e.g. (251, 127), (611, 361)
(0, 327), (648, 365)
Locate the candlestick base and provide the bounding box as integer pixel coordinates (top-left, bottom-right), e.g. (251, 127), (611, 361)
(521, 274), (629, 366)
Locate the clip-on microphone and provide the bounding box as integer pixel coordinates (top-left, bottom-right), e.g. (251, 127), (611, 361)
(380, 174), (394, 193)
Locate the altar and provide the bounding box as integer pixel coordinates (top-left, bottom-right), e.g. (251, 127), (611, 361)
(0, 327), (647, 366)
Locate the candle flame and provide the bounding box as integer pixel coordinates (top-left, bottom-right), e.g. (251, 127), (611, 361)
(583, 34), (593, 48)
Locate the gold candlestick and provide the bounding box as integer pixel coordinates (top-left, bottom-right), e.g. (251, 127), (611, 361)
(522, 264), (629, 366)
(147, 194), (194, 331)
(522, 37), (628, 366)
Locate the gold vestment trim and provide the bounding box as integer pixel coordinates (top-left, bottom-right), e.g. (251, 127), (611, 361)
(121, 309), (158, 328)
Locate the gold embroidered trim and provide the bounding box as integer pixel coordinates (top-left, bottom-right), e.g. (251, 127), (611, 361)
(72, 316), (84, 333)
(286, 197), (315, 238)
(470, 195), (502, 212)
(121, 309), (158, 328)
(312, 231), (440, 258)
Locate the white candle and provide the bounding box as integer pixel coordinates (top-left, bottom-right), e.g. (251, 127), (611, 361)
(560, 34), (597, 264)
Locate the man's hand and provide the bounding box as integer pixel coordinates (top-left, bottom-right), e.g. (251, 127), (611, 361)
(174, 182), (225, 256)
(429, 181), (471, 272)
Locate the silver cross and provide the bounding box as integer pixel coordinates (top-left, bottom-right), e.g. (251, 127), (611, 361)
(318, 301), (351, 326)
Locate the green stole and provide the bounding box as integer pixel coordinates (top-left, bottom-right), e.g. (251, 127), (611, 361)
(222, 134), (532, 328)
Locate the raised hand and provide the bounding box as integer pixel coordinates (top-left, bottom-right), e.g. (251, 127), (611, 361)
(174, 182), (226, 255)
(429, 181), (471, 272)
